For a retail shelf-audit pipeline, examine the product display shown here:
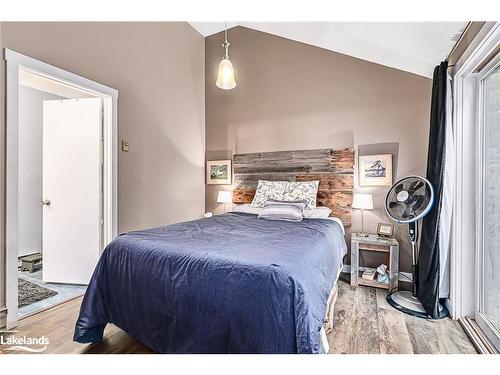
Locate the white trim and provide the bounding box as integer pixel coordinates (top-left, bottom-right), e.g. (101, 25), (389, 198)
(341, 265), (413, 283)
(3, 49), (118, 329)
(450, 23), (500, 321)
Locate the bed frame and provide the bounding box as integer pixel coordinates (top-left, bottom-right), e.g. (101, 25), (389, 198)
(232, 147), (355, 226)
(324, 267), (342, 335)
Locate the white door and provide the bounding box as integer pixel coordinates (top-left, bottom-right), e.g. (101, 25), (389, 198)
(476, 52), (500, 350)
(42, 98), (102, 284)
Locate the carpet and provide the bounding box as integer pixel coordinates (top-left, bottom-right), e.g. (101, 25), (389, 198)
(18, 278), (58, 308)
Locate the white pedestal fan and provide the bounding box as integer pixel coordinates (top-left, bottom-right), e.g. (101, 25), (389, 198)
(384, 175), (448, 319)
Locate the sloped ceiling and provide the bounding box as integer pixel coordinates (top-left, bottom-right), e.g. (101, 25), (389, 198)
(189, 22), (467, 78)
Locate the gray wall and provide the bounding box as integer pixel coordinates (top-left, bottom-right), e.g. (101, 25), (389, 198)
(18, 86), (64, 257)
(0, 22), (206, 325)
(205, 27), (433, 272)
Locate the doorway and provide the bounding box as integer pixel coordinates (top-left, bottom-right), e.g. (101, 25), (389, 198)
(18, 70), (100, 317)
(4, 49), (118, 328)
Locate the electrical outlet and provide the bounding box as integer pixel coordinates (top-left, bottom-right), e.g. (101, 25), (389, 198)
(122, 140), (129, 152)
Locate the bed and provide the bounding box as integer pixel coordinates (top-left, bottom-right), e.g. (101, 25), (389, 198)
(73, 148), (354, 353)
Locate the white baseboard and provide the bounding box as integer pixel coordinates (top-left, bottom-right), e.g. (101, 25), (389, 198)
(341, 265), (413, 283)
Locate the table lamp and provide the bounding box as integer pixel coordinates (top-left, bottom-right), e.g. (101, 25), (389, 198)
(217, 190), (232, 213)
(352, 193), (373, 237)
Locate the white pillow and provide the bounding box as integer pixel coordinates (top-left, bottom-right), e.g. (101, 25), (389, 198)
(233, 204), (263, 215)
(303, 206), (332, 219)
(234, 203), (332, 219)
(251, 180), (288, 207)
(284, 181), (320, 209)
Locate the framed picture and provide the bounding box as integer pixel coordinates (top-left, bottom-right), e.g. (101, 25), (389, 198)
(206, 160), (232, 185)
(377, 223), (394, 237)
(358, 154), (393, 187)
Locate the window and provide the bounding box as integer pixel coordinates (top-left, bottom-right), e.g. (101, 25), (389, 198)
(477, 55), (500, 347)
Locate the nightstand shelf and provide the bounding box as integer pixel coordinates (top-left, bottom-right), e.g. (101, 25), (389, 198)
(350, 233), (399, 291)
(355, 270), (390, 289)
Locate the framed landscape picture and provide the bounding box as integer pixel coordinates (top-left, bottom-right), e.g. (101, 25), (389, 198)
(206, 160), (232, 185)
(359, 154), (393, 187)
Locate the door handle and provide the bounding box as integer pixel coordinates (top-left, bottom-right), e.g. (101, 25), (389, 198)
(41, 199), (51, 206)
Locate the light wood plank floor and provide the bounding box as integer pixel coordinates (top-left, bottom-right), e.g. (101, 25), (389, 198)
(329, 279), (477, 354)
(0, 279), (476, 354)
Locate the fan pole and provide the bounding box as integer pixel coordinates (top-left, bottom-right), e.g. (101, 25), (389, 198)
(409, 221), (419, 297)
(412, 264), (419, 297)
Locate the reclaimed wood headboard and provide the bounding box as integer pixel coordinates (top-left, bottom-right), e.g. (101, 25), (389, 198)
(232, 148), (355, 226)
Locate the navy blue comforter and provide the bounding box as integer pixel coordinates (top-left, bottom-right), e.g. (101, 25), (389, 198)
(73, 212), (346, 353)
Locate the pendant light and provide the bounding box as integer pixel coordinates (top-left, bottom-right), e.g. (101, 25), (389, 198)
(216, 22), (236, 90)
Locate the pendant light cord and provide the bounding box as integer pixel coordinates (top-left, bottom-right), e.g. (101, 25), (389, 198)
(223, 21), (230, 59)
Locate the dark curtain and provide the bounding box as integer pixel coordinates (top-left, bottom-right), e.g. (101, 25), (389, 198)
(418, 61), (448, 318)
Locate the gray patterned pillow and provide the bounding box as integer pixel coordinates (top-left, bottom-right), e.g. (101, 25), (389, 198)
(284, 181), (320, 209)
(251, 180), (288, 207)
(258, 203), (304, 222)
(265, 199), (307, 211)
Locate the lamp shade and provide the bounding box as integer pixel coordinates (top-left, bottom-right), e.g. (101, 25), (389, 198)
(216, 58), (236, 90)
(352, 193), (373, 210)
(217, 190), (232, 204)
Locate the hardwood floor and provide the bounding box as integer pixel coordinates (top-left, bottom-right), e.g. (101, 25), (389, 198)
(0, 297), (151, 354)
(328, 279), (477, 354)
(0, 279), (476, 354)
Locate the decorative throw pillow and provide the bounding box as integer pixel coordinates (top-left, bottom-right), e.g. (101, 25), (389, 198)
(265, 199), (307, 211)
(284, 181), (320, 209)
(257, 203), (304, 222)
(251, 180), (288, 207)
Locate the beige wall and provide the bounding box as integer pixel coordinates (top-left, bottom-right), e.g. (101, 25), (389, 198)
(0, 22), (205, 323)
(205, 27), (432, 272)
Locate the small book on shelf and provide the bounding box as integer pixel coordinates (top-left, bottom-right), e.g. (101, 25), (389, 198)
(361, 269), (377, 280)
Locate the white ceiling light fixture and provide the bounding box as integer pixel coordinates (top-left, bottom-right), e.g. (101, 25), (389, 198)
(216, 22), (236, 90)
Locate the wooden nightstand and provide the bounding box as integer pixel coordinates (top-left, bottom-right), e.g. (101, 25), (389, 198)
(350, 233), (399, 291)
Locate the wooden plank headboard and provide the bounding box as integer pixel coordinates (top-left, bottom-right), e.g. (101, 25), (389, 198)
(232, 148), (355, 226)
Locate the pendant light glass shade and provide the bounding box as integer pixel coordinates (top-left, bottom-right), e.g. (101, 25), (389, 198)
(216, 58), (236, 90)
(216, 23), (236, 90)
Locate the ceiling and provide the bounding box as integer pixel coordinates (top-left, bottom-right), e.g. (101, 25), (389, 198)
(189, 22), (467, 78)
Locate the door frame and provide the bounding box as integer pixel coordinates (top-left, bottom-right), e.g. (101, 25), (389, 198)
(451, 23), (499, 325)
(4, 49), (118, 329)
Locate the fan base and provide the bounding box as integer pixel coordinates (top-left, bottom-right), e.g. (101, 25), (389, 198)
(386, 290), (448, 319)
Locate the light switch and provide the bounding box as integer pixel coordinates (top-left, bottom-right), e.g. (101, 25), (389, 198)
(122, 140), (129, 152)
